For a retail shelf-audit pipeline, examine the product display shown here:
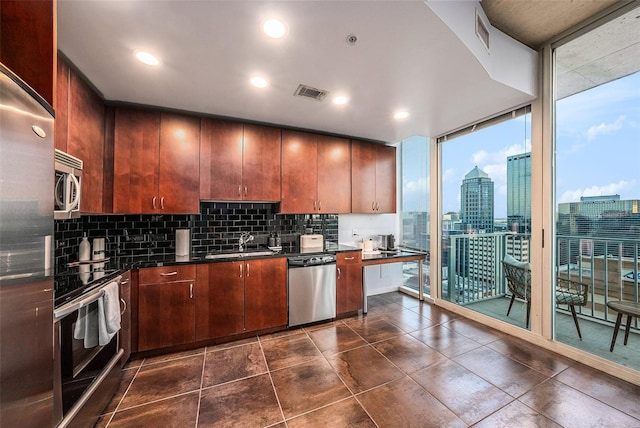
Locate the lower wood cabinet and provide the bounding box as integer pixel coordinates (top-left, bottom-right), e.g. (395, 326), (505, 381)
(336, 251), (363, 315)
(119, 270), (132, 365)
(196, 258), (287, 341)
(137, 265), (196, 351)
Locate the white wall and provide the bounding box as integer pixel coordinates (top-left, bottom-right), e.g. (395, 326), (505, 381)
(338, 213), (404, 296)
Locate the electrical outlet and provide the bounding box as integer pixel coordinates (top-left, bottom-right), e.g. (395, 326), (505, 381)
(352, 229), (359, 237)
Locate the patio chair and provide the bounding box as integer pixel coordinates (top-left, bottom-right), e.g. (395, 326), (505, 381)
(502, 255), (532, 328)
(502, 256), (589, 338)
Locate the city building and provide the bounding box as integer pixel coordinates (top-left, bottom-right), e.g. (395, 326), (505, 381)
(460, 166), (494, 233)
(507, 152), (532, 234)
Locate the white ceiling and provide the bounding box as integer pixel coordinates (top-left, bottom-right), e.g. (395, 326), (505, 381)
(57, 1), (539, 143)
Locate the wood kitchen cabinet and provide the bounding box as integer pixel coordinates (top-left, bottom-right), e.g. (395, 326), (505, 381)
(137, 265), (196, 351)
(351, 140), (396, 213)
(0, 0), (55, 106)
(55, 55), (106, 213)
(119, 270), (132, 365)
(195, 257), (287, 341)
(281, 130), (351, 213)
(336, 251), (363, 315)
(195, 262), (245, 339)
(200, 120), (281, 201)
(113, 108), (200, 213)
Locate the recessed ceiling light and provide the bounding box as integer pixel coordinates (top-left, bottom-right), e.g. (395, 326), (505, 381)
(394, 111), (409, 120)
(250, 76), (269, 88)
(134, 50), (160, 66)
(263, 19), (287, 38)
(333, 96), (349, 105)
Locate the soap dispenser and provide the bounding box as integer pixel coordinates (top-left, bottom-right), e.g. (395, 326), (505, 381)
(79, 234), (91, 261)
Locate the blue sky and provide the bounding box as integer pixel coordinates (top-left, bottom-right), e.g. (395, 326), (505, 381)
(402, 71), (640, 218)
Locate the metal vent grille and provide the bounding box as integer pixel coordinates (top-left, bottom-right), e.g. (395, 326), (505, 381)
(294, 84), (328, 101)
(55, 149), (83, 169)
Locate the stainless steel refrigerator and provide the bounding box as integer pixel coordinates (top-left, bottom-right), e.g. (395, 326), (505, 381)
(0, 64), (55, 426)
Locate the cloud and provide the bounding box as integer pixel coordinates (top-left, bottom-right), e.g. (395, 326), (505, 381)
(404, 177), (430, 193)
(558, 179), (637, 204)
(585, 115), (625, 141)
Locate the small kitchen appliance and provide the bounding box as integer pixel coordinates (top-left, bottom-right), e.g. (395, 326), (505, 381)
(379, 234), (396, 251)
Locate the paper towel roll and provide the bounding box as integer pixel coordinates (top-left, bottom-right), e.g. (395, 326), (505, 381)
(176, 229), (191, 256)
(363, 239), (374, 252)
(92, 238), (105, 260)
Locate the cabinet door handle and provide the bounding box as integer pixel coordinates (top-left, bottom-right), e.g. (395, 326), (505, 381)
(244, 186), (248, 196)
(318, 200), (322, 211)
(161, 197), (165, 210)
(313, 200), (317, 210)
(152, 196), (157, 210)
(345, 257), (355, 261)
(375, 201), (380, 211)
(159, 271), (178, 277)
(239, 264), (243, 278)
(189, 283), (193, 299)
(238, 185), (242, 196)
(120, 298), (127, 315)
(337, 267), (341, 279)
(371, 201), (375, 211)
(246, 263), (250, 277)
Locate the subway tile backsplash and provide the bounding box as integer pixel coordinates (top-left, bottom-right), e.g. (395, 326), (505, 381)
(54, 202), (338, 272)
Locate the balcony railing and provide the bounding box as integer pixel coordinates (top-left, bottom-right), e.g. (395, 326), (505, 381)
(442, 232), (639, 331)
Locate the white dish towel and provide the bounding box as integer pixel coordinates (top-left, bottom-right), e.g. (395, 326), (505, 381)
(74, 301), (99, 349)
(98, 281), (121, 346)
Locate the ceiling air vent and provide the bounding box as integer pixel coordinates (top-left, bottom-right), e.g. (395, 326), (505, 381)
(475, 9), (490, 51)
(294, 84), (328, 101)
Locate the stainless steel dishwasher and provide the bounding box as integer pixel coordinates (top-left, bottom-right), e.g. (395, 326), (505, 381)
(288, 254), (337, 327)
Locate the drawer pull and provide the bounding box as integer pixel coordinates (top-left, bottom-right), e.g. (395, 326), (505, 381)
(246, 263), (250, 277)
(189, 283), (193, 299)
(120, 298), (127, 315)
(159, 271), (178, 277)
(239, 264), (243, 278)
(344, 257), (355, 261)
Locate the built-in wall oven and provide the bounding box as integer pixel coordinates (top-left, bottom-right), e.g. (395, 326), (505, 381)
(53, 273), (124, 428)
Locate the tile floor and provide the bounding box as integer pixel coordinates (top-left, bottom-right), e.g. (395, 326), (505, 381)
(97, 292), (640, 427)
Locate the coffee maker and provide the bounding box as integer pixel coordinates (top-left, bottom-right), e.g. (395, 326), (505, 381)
(379, 234), (395, 251)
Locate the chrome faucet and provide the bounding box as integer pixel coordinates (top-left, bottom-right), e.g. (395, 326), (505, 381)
(238, 232), (254, 251)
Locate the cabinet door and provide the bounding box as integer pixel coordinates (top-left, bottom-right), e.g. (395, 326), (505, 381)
(55, 58), (69, 152)
(159, 112), (200, 213)
(200, 118), (243, 200)
(375, 145), (397, 213)
(317, 135), (351, 213)
(351, 140), (377, 213)
(138, 280), (195, 351)
(113, 108), (160, 213)
(119, 270), (132, 365)
(281, 130), (318, 213)
(242, 124), (281, 201)
(195, 262), (244, 340)
(68, 68), (105, 213)
(245, 258), (287, 331)
(337, 252), (363, 314)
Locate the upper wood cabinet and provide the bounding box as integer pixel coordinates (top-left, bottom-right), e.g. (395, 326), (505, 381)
(113, 109), (200, 213)
(281, 130), (351, 213)
(0, 0), (55, 106)
(159, 112), (200, 212)
(200, 120), (281, 201)
(54, 56), (106, 213)
(351, 140), (396, 213)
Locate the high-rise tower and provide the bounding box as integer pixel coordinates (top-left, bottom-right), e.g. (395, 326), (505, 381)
(507, 152), (531, 234)
(460, 165), (494, 233)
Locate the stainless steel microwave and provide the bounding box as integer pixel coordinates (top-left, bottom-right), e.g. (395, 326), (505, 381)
(54, 149), (83, 219)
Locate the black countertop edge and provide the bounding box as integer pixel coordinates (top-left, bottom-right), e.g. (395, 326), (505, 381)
(61, 244), (364, 274)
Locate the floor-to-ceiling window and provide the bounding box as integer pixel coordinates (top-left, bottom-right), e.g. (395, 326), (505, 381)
(400, 136), (430, 297)
(438, 107), (532, 329)
(553, 5), (640, 371)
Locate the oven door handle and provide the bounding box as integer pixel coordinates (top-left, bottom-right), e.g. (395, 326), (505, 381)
(54, 276), (122, 321)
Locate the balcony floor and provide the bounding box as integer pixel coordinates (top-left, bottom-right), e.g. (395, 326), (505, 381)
(465, 296), (640, 372)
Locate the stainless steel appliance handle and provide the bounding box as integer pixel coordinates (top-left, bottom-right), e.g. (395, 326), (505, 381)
(67, 173), (81, 211)
(54, 275), (122, 320)
(159, 271), (178, 277)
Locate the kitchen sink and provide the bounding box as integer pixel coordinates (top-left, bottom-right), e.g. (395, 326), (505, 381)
(204, 250), (277, 260)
